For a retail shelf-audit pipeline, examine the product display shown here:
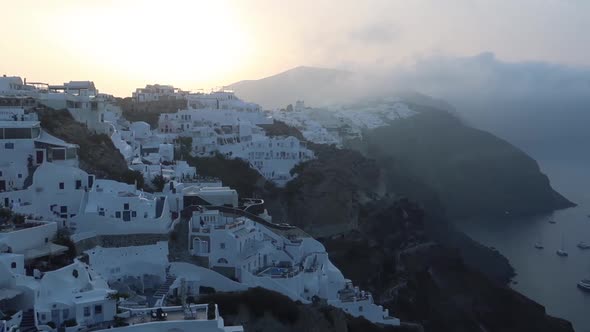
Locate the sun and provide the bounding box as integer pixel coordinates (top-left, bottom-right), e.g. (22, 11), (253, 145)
(49, 0), (254, 92)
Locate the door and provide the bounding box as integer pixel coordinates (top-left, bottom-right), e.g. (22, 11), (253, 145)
(51, 309), (61, 326)
(0, 180), (5, 192)
(122, 211), (131, 222)
(36, 150), (44, 164)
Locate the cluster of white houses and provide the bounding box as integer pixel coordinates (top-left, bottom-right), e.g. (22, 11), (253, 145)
(0, 76), (401, 331)
(270, 98), (417, 147)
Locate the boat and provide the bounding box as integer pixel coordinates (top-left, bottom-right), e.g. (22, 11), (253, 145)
(534, 242), (544, 249)
(557, 235), (568, 257)
(578, 242), (590, 249)
(577, 279), (590, 291)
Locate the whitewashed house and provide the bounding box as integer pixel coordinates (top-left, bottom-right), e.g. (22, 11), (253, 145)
(34, 260), (116, 330)
(0, 220), (67, 261)
(186, 207), (399, 325)
(70, 179), (172, 235)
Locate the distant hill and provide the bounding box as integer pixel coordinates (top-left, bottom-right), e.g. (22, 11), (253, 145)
(227, 66), (356, 109)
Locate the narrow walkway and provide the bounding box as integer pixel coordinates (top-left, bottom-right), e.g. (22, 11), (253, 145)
(150, 275), (176, 307)
(19, 309), (38, 332)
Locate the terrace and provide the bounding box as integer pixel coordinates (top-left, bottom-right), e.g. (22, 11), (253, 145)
(118, 303), (215, 326)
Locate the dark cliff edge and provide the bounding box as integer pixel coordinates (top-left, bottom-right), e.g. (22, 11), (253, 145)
(356, 104), (575, 220)
(322, 198), (573, 332)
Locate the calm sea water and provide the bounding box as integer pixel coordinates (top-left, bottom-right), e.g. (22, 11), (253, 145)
(456, 152), (590, 332)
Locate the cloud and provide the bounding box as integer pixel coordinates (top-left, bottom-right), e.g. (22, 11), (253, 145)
(348, 21), (400, 45)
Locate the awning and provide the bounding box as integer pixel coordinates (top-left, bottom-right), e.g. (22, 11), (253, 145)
(24, 243), (69, 260)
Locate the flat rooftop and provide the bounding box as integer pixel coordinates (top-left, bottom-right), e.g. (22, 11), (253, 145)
(0, 120), (40, 128)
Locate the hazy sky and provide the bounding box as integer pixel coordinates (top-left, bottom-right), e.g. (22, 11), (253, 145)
(1, 0), (588, 96)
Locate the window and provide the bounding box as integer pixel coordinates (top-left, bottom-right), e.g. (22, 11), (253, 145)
(131, 211), (137, 218)
(63, 308), (69, 320)
(220, 243), (226, 249)
(59, 182), (64, 190)
(115, 212), (121, 218)
(95, 305), (102, 314)
(17, 173), (22, 179)
(84, 306), (90, 317)
(4, 128), (31, 139)
(11, 262), (16, 269)
(4, 143), (14, 149)
(124, 203), (129, 210)
(75, 180), (82, 189)
(41, 313), (46, 321)
(52, 148), (66, 160)
(72, 269), (79, 278)
(0, 171), (2, 176)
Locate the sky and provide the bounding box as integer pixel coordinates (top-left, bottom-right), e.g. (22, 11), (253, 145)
(1, 0), (589, 97)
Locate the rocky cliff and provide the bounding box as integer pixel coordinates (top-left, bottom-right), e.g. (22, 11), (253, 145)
(357, 104), (575, 219)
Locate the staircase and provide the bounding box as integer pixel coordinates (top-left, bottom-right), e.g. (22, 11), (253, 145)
(19, 309), (37, 332)
(151, 275), (176, 306)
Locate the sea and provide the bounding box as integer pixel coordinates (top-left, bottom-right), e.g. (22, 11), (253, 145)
(455, 146), (590, 331)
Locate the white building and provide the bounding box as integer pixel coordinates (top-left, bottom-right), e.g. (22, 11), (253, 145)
(156, 103), (311, 186)
(0, 118), (79, 198)
(70, 179), (172, 236)
(34, 260), (117, 330)
(0, 220), (67, 261)
(187, 207), (399, 325)
(132, 84), (189, 103)
(187, 90), (260, 112)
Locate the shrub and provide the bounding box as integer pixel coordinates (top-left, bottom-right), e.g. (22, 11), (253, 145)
(152, 175), (166, 192)
(63, 319), (77, 327)
(0, 208), (12, 219)
(12, 214), (25, 225)
(199, 287), (299, 324)
(114, 316), (129, 327)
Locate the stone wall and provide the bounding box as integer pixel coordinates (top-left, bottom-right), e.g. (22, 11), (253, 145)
(75, 233), (168, 253)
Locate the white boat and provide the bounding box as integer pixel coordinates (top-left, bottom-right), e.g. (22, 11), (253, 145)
(577, 279), (590, 291)
(557, 235), (568, 257)
(534, 242), (544, 249)
(577, 242), (590, 249)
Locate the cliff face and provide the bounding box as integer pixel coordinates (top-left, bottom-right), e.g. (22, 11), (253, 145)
(35, 107), (144, 186)
(358, 105), (575, 219)
(322, 198), (574, 332)
(267, 144), (383, 237)
(199, 287), (409, 332)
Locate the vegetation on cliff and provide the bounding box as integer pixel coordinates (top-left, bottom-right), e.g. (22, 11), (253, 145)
(199, 287), (409, 332)
(258, 120), (306, 141)
(35, 107), (144, 187)
(116, 98), (186, 128)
